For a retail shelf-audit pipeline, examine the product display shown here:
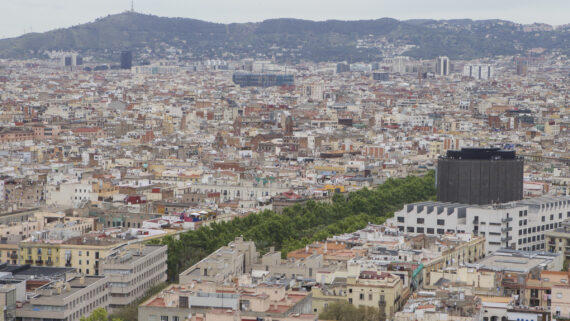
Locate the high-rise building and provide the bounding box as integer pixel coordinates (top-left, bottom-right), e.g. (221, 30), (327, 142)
(437, 148), (524, 205)
(232, 72), (294, 87)
(517, 61), (528, 76)
(120, 51), (132, 69)
(336, 63), (350, 73)
(372, 72), (390, 81)
(435, 56), (451, 76)
(463, 64), (495, 80)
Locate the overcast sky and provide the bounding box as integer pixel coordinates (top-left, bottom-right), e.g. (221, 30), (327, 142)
(1, 0), (569, 39)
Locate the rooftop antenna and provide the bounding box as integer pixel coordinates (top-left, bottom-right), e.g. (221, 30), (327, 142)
(131, 0), (134, 12)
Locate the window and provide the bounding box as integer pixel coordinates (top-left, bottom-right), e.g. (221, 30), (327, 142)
(417, 227), (424, 233)
(427, 228), (434, 234)
(397, 217), (404, 223)
(417, 218), (424, 224)
(369, 294), (373, 300)
(407, 227), (414, 233)
(437, 229), (444, 235)
(542, 216), (545, 222)
(360, 293), (364, 300)
(160, 316), (168, 321)
(437, 219), (445, 226)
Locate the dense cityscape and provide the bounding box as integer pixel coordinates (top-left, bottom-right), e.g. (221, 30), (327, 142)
(0, 6), (569, 321)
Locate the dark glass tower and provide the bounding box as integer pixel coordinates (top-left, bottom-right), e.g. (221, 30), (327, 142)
(437, 148), (524, 205)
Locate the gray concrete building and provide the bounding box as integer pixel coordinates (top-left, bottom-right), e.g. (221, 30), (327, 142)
(100, 244), (167, 312)
(179, 236), (257, 284)
(16, 275), (110, 321)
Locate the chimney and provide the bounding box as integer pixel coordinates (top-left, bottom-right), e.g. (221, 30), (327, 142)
(79, 275), (85, 285)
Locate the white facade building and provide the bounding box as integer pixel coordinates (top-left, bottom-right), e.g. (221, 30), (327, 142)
(463, 64), (495, 80)
(394, 196), (570, 254)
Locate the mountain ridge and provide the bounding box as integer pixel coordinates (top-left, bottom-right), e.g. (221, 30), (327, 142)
(0, 12), (568, 62)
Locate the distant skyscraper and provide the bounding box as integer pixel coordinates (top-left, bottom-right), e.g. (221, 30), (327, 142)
(372, 72), (389, 81)
(516, 61), (528, 76)
(120, 51), (132, 70)
(336, 63), (350, 73)
(463, 64), (494, 80)
(435, 56), (450, 76)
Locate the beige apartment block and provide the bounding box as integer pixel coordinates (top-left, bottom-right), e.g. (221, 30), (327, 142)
(427, 267), (497, 289)
(138, 281), (313, 321)
(346, 271), (403, 318)
(551, 284), (570, 319)
(19, 236), (125, 275)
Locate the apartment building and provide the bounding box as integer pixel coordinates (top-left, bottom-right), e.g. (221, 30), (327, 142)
(420, 235), (486, 284)
(100, 244), (167, 312)
(18, 236), (125, 275)
(0, 287), (16, 321)
(546, 221), (570, 259)
(16, 275), (110, 321)
(551, 284), (570, 320)
(138, 281), (313, 321)
(394, 196), (570, 253)
(346, 271), (403, 318)
(185, 182), (290, 203)
(252, 249), (323, 279)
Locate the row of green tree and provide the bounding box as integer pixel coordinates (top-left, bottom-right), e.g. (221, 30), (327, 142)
(152, 171), (436, 282)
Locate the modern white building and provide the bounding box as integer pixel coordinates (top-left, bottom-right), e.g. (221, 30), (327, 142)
(463, 64), (495, 80)
(394, 196), (570, 254)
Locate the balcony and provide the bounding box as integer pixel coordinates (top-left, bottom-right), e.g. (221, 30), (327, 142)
(501, 236), (513, 242)
(501, 217), (513, 223)
(25, 260), (33, 264)
(502, 227), (513, 232)
(46, 261), (54, 266)
(35, 260), (43, 265)
(10, 253), (18, 259)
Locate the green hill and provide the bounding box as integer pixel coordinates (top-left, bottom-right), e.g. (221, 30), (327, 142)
(0, 12), (568, 62)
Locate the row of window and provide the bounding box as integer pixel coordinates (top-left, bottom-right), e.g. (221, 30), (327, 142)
(399, 217), (446, 226)
(398, 226), (452, 235)
(518, 223), (560, 235)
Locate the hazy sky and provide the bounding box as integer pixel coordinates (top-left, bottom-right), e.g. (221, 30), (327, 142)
(1, 0), (569, 39)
